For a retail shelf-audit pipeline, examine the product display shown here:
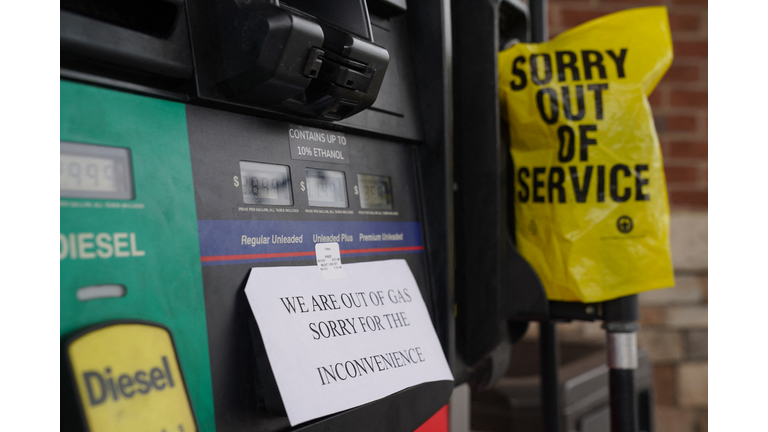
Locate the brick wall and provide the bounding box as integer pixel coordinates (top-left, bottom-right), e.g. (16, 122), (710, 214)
(545, 2), (708, 432)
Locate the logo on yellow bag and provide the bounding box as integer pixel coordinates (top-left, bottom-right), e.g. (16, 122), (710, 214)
(65, 322), (197, 432)
(617, 216), (633, 234)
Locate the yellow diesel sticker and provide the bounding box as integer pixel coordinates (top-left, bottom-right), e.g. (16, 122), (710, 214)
(67, 323), (197, 432)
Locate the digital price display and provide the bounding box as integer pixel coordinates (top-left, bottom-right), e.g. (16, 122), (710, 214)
(358, 174), (393, 209)
(240, 161), (293, 205)
(306, 168), (348, 208)
(60, 142), (134, 200)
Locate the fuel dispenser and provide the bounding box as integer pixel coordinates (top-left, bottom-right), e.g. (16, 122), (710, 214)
(61, 1), (458, 431)
(450, 2), (655, 432)
(61, 1), (650, 431)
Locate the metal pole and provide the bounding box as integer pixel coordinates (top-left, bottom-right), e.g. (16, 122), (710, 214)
(531, 1), (555, 429)
(603, 295), (640, 432)
(539, 321), (561, 432)
(529, 0), (548, 43)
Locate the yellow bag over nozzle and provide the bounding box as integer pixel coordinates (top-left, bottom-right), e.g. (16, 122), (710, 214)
(499, 7), (675, 303)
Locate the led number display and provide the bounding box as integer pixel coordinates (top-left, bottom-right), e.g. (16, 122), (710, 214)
(60, 142), (134, 200)
(358, 174), (393, 209)
(306, 168), (348, 208)
(240, 161), (293, 205)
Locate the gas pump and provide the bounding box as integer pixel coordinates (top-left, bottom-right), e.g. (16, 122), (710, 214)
(62, 1), (649, 431)
(61, 1), (458, 431)
(451, 2), (655, 432)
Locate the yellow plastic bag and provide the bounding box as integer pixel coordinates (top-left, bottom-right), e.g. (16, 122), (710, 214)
(499, 7), (675, 303)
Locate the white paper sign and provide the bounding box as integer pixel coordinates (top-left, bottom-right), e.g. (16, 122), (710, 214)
(244, 259), (454, 426)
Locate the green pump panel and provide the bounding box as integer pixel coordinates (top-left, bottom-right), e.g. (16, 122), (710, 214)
(60, 81), (215, 431)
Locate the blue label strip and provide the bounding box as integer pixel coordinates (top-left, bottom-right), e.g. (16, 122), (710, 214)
(198, 220), (423, 266)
